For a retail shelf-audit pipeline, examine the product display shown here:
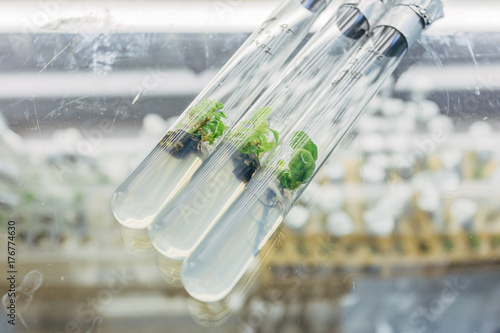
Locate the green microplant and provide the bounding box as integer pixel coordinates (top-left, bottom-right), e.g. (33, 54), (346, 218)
(186, 99), (228, 145)
(277, 131), (318, 191)
(232, 106), (279, 157)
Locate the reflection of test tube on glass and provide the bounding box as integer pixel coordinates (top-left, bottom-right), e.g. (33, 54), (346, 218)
(148, 0), (391, 260)
(182, 0), (444, 302)
(0, 114), (23, 208)
(111, 0), (332, 229)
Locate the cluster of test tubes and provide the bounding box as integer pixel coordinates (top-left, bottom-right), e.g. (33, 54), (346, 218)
(112, 0), (445, 302)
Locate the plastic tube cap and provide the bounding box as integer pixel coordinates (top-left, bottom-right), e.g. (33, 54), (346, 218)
(301, 0), (332, 13)
(341, 0), (389, 30)
(376, 0), (443, 48)
(399, 0), (444, 27)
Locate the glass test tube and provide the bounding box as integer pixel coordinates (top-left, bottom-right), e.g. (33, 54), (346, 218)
(148, 0), (391, 260)
(111, 0), (331, 229)
(181, 0), (444, 302)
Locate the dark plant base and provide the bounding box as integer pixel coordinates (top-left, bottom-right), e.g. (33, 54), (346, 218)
(158, 129), (205, 159)
(231, 147), (260, 183)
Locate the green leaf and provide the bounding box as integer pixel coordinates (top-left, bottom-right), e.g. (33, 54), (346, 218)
(303, 140), (318, 161)
(277, 169), (292, 189)
(277, 132), (318, 191)
(290, 131), (310, 149)
(233, 106), (279, 157)
(290, 131), (318, 160)
(289, 148), (316, 183)
(187, 99), (228, 145)
(254, 106), (272, 120)
(270, 128), (279, 144)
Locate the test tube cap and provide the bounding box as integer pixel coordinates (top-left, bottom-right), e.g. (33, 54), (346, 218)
(340, 0), (390, 30)
(376, 0), (444, 48)
(300, 0), (332, 13)
(398, 0), (444, 27)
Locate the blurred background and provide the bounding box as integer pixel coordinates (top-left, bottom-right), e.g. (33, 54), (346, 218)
(0, 0), (499, 332)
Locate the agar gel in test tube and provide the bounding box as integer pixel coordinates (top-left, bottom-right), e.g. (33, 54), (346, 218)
(148, 0), (392, 260)
(111, 0), (332, 229)
(181, 0), (444, 302)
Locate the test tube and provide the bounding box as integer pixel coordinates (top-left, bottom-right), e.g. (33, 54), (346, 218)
(182, 0), (444, 302)
(111, 0), (332, 229)
(148, 0), (391, 259)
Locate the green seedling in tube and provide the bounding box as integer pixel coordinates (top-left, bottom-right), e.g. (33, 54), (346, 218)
(181, 0), (444, 302)
(111, 0), (332, 229)
(148, 0), (393, 258)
